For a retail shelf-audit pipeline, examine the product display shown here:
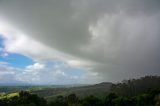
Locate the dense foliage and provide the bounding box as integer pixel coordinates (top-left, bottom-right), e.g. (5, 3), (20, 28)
(48, 89), (160, 106)
(0, 89), (159, 106)
(32, 76), (160, 100)
(0, 91), (47, 106)
(0, 76), (160, 106)
(111, 76), (160, 96)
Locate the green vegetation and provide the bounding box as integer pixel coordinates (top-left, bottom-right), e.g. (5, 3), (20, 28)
(0, 91), (47, 106)
(0, 76), (160, 106)
(111, 76), (160, 96)
(0, 92), (19, 99)
(0, 89), (159, 106)
(32, 82), (112, 100)
(32, 76), (160, 101)
(0, 86), (60, 93)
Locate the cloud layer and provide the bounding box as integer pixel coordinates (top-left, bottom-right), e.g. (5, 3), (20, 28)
(0, 0), (160, 83)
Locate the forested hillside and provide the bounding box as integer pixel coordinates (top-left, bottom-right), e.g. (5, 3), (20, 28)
(111, 76), (160, 96)
(0, 76), (160, 106)
(31, 76), (160, 100)
(0, 87), (160, 106)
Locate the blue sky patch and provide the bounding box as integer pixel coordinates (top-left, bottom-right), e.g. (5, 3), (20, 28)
(0, 53), (33, 68)
(0, 36), (33, 68)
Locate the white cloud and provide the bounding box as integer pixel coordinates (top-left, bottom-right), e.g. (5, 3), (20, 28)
(0, 21), (72, 62)
(0, 63), (21, 84)
(0, 20), (99, 84)
(0, 60), (102, 84)
(13, 62), (99, 84)
(26, 63), (45, 70)
(67, 59), (94, 71)
(0, 0), (160, 83)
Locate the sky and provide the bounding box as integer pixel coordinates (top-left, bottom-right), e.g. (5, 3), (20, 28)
(0, 0), (160, 85)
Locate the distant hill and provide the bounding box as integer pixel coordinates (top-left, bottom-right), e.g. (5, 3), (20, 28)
(32, 76), (160, 101)
(32, 82), (113, 101)
(67, 82), (112, 97)
(0, 76), (160, 101)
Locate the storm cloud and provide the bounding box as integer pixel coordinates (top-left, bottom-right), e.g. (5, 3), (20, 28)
(0, 0), (160, 82)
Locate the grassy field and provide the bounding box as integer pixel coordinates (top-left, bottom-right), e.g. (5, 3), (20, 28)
(0, 92), (19, 99)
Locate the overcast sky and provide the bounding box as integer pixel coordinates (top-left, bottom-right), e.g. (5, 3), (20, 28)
(0, 0), (160, 85)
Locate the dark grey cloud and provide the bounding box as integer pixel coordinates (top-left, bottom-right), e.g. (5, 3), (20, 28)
(0, 0), (160, 82)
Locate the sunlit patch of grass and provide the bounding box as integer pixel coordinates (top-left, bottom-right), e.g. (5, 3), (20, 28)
(0, 92), (19, 99)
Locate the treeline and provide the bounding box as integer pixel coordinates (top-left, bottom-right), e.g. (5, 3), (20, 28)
(48, 89), (160, 106)
(0, 76), (160, 106)
(111, 76), (160, 96)
(0, 91), (47, 106)
(0, 89), (160, 106)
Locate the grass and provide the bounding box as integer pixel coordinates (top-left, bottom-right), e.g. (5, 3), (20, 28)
(0, 92), (19, 99)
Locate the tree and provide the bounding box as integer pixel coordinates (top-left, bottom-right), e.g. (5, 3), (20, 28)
(104, 93), (118, 106)
(81, 95), (102, 106)
(48, 95), (67, 106)
(66, 94), (79, 105)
